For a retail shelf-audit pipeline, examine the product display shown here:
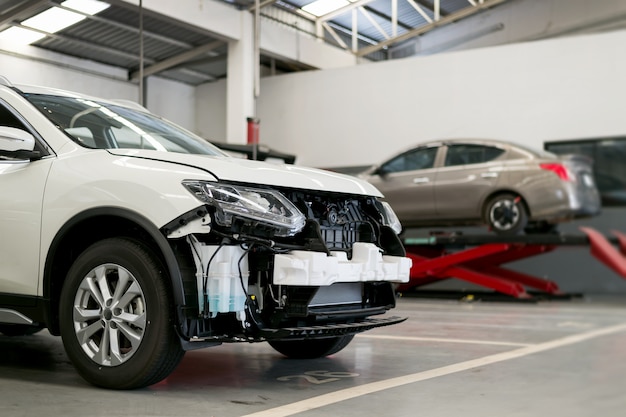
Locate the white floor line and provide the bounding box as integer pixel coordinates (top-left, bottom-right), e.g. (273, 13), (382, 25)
(356, 334), (531, 347)
(239, 322), (626, 417)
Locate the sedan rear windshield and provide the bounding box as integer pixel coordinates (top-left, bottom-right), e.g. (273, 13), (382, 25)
(24, 93), (227, 156)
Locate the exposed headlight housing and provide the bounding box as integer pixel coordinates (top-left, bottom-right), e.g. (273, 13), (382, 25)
(380, 201), (403, 235)
(182, 181), (306, 237)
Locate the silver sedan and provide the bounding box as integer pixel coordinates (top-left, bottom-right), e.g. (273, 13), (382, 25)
(360, 139), (601, 235)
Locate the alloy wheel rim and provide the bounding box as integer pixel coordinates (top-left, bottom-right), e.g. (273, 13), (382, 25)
(491, 200), (519, 230)
(72, 263), (147, 366)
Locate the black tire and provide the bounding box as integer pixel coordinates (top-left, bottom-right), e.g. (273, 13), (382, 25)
(485, 193), (528, 235)
(0, 324), (43, 336)
(59, 238), (184, 389)
(268, 335), (355, 359)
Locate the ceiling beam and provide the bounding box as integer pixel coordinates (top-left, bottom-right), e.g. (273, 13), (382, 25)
(361, 2), (414, 32)
(356, 0), (508, 57)
(406, 0), (433, 24)
(168, 53), (227, 69)
(358, 7), (390, 40)
(51, 1), (202, 50)
(167, 67), (216, 83)
(129, 40), (223, 80)
(0, 0), (48, 31)
(248, 0), (278, 11)
(16, 23), (147, 61)
(322, 21), (349, 50)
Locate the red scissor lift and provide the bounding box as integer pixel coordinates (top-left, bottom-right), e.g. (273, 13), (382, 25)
(400, 227), (626, 299)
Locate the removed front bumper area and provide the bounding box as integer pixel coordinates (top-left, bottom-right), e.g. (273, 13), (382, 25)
(273, 242), (411, 286)
(182, 238), (411, 344)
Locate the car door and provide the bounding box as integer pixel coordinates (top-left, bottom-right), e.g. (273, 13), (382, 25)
(434, 143), (505, 220)
(0, 101), (52, 298)
(364, 145), (439, 223)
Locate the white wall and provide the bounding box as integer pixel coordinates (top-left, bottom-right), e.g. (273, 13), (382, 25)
(242, 30), (626, 167)
(412, 0), (626, 56)
(146, 77), (196, 129)
(195, 79), (227, 141)
(0, 52), (195, 129)
(0, 51), (135, 100)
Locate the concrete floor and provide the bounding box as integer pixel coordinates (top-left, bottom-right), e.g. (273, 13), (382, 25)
(1, 295), (626, 417)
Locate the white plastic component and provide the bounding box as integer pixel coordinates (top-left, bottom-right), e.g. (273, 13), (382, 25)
(273, 242), (411, 286)
(188, 241), (248, 320)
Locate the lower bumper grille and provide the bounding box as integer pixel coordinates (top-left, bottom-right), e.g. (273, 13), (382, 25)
(260, 315), (407, 340)
(184, 315), (407, 345)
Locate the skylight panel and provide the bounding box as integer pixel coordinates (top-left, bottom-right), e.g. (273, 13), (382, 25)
(302, 0), (350, 17)
(0, 0), (110, 45)
(0, 27), (46, 45)
(22, 7), (86, 34)
(61, 0), (111, 16)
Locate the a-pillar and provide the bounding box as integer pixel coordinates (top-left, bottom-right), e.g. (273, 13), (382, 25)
(226, 11), (255, 144)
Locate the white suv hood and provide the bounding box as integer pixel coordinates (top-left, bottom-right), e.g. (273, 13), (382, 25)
(107, 149), (382, 197)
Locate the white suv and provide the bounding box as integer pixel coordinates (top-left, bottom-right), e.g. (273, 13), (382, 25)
(0, 76), (411, 389)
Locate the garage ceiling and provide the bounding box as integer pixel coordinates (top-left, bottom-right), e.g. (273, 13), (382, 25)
(0, 0), (509, 85)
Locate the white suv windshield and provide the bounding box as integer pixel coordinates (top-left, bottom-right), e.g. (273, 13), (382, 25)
(24, 93), (226, 156)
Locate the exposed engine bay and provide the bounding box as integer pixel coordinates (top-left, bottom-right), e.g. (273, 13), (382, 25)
(164, 186), (411, 346)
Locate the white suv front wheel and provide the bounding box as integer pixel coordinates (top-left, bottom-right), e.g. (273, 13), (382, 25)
(268, 335), (355, 359)
(59, 238), (184, 389)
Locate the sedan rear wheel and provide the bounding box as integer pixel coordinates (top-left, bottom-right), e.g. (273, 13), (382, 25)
(485, 193), (528, 235)
(59, 238), (184, 389)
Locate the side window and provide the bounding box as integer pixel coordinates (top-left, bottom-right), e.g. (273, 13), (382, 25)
(444, 144), (504, 167)
(0, 101), (48, 161)
(0, 100), (51, 159)
(381, 147), (438, 174)
(0, 103), (27, 130)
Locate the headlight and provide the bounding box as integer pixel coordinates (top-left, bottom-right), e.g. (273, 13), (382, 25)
(182, 181), (306, 237)
(380, 201), (403, 234)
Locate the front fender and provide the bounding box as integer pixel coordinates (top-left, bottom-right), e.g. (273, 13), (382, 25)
(42, 206), (201, 339)
(40, 150), (215, 265)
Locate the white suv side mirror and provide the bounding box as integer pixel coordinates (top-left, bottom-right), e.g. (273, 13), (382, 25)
(0, 127), (39, 160)
(0, 127), (35, 152)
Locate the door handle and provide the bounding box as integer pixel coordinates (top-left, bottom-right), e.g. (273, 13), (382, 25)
(413, 177), (430, 184)
(480, 172), (498, 178)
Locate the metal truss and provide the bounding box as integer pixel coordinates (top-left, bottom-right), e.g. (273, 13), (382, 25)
(291, 0), (510, 58)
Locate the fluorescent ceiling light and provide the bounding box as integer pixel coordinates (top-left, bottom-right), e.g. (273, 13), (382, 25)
(0, 26), (46, 45)
(0, 0), (110, 46)
(22, 7), (85, 34)
(302, 0), (350, 17)
(61, 0), (110, 15)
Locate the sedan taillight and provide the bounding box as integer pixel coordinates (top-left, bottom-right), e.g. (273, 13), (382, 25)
(540, 163), (574, 182)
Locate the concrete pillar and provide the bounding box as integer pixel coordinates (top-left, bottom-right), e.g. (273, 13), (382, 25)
(226, 12), (255, 144)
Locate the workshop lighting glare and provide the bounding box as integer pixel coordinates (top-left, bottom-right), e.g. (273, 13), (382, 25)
(0, 27), (46, 45)
(22, 7), (85, 34)
(61, 0), (111, 16)
(302, 0), (350, 16)
(0, 1), (109, 46)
